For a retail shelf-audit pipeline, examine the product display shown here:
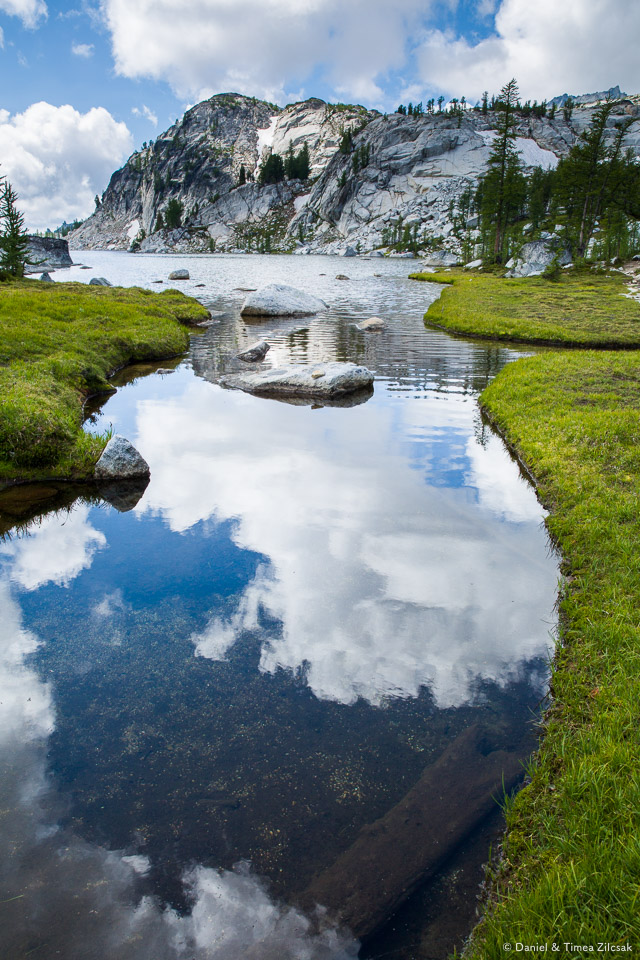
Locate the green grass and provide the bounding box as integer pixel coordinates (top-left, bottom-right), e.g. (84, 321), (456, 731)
(466, 350), (640, 954)
(0, 280), (208, 481)
(409, 269), (640, 347)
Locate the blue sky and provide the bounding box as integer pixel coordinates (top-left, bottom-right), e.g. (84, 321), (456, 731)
(0, 0), (638, 230)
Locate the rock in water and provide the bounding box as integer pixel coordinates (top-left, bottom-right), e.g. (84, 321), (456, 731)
(39, 272), (54, 282)
(342, 246), (357, 257)
(89, 277), (112, 286)
(25, 236), (73, 273)
(168, 268), (190, 280)
(237, 340), (270, 362)
(94, 436), (150, 480)
(335, 274), (350, 280)
(240, 284), (327, 318)
(220, 361), (373, 399)
(357, 317), (386, 331)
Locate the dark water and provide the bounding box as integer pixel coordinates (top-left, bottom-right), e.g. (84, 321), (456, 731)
(0, 254), (558, 959)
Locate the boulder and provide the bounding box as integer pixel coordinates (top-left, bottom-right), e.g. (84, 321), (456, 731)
(421, 250), (460, 268)
(25, 236), (73, 273)
(357, 317), (386, 331)
(94, 435), (150, 480)
(342, 246), (357, 257)
(220, 362), (373, 399)
(335, 274), (350, 280)
(369, 250), (385, 258)
(89, 277), (112, 286)
(240, 283), (327, 318)
(237, 340), (270, 362)
(464, 259), (483, 270)
(39, 272), (54, 282)
(506, 239), (572, 278)
(168, 268), (190, 280)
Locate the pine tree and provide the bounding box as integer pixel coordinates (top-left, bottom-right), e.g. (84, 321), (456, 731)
(0, 179), (32, 278)
(238, 165), (246, 185)
(477, 78), (526, 263)
(164, 198), (183, 229)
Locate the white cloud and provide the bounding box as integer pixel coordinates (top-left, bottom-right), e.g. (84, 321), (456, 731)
(0, 0), (47, 28)
(0, 101), (133, 231)
(71, 40), (94, 57)
(417, 0), (640, 101)
(100, 0), (432, 104)
(132, 103), (158, 125)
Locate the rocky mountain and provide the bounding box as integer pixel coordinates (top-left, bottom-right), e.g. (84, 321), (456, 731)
(69, 90), (640, 258)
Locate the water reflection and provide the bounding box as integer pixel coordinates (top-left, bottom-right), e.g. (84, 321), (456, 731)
(130, 378), (555, 707)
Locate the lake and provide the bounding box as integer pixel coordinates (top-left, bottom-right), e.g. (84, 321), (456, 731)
(0, 253), (558, 959)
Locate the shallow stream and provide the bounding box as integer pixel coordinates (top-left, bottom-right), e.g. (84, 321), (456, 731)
(0, 253), (558, 959)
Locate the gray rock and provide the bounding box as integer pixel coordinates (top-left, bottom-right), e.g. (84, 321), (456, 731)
(89, 277), (112, 286)
(464, 259), (483, 270)
(421, 250), (460, 268)
(94, 435), (150, 480)
(39, 272), (54, 282)
(97, 478), (149, 512)
(336, 274), (350, 280)
(241, 283), (327, 318)
(237, 340), (270, 362)
(168, 268), (190, 280)
(506, 240), (572, 278)
(369, 251), (385, 258)
(357, 317), (386, 331)
(342, 246), (357, 257)
(221, 361), (373, 399)
(25, 236), (73, 273)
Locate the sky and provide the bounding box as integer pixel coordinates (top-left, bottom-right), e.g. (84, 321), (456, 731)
(0, 0), (639, 230)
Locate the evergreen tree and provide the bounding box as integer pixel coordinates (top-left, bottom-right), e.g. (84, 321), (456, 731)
(238, 165), (246, 185)
(164, 198), (183, 229)
(554, 100), (640, 257)
(154, 211), (164, 232)
(477, 78), (526, 263)
(258, 153), (285, 185)
(0, 179), (32, 278)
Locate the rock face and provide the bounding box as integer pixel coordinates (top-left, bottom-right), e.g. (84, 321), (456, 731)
(240, 284), (327, 317)
(25, 236), (73, 273)
(168, 268), (190, 279)
(68, 90), (640, 258)
(94, 436), (150, 479)
(237, 340), (270, 361)
(506, 239), (572, 277)
(220, 362), (373, 399)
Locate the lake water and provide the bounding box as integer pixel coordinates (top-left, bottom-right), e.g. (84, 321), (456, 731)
(0, 253), (558, 959)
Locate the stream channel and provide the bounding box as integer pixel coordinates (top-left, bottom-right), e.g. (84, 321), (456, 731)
(0, 253), (559, 960)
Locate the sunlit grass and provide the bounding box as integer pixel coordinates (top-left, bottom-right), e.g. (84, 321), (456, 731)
(0, 279), (208, 480)
(466, 350), (640, 954)
(409, 269), (640, 347)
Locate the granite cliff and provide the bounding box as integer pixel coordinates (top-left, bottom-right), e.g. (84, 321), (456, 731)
(69, 90), (640, 258)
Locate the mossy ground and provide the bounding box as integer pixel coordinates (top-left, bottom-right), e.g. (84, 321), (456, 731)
(465, 351), (640, 954)
(410, 269), (640, 347)
(0, 280), (208, 481)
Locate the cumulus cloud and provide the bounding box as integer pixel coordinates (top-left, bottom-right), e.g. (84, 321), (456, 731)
(417, 0), (640, 102)
(0, 101), (132, 230)
(0, 0), (47, 28)
(132, 103), (158, 125)
(100, 0), (432, 104)
(71, 40), (94, 56)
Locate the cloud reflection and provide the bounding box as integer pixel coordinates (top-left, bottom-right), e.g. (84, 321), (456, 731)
(135, 380), (557, 707)
(0, 579), (357, 959)
(1, 504), (107, 590)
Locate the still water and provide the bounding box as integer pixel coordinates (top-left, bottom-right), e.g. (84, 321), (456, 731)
(0, 254), (558, 959)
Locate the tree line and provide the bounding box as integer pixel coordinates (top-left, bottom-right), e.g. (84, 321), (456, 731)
(453, 79), (640, 265)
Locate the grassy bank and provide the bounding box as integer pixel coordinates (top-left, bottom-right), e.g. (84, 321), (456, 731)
(466, 351), (640, 953)
(410, 269), (640, 347)
(0, 280), (208, 481)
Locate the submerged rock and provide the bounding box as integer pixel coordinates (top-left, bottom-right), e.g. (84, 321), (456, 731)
(237, 340), (270, 362)
(89, 277), (112, 286)
(94, 435), (150, 480)
(357, 317), (386, 331)
(240, 283), (327, 318)
(220, 361), (373, 399)
(168, 268), (190, 280)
